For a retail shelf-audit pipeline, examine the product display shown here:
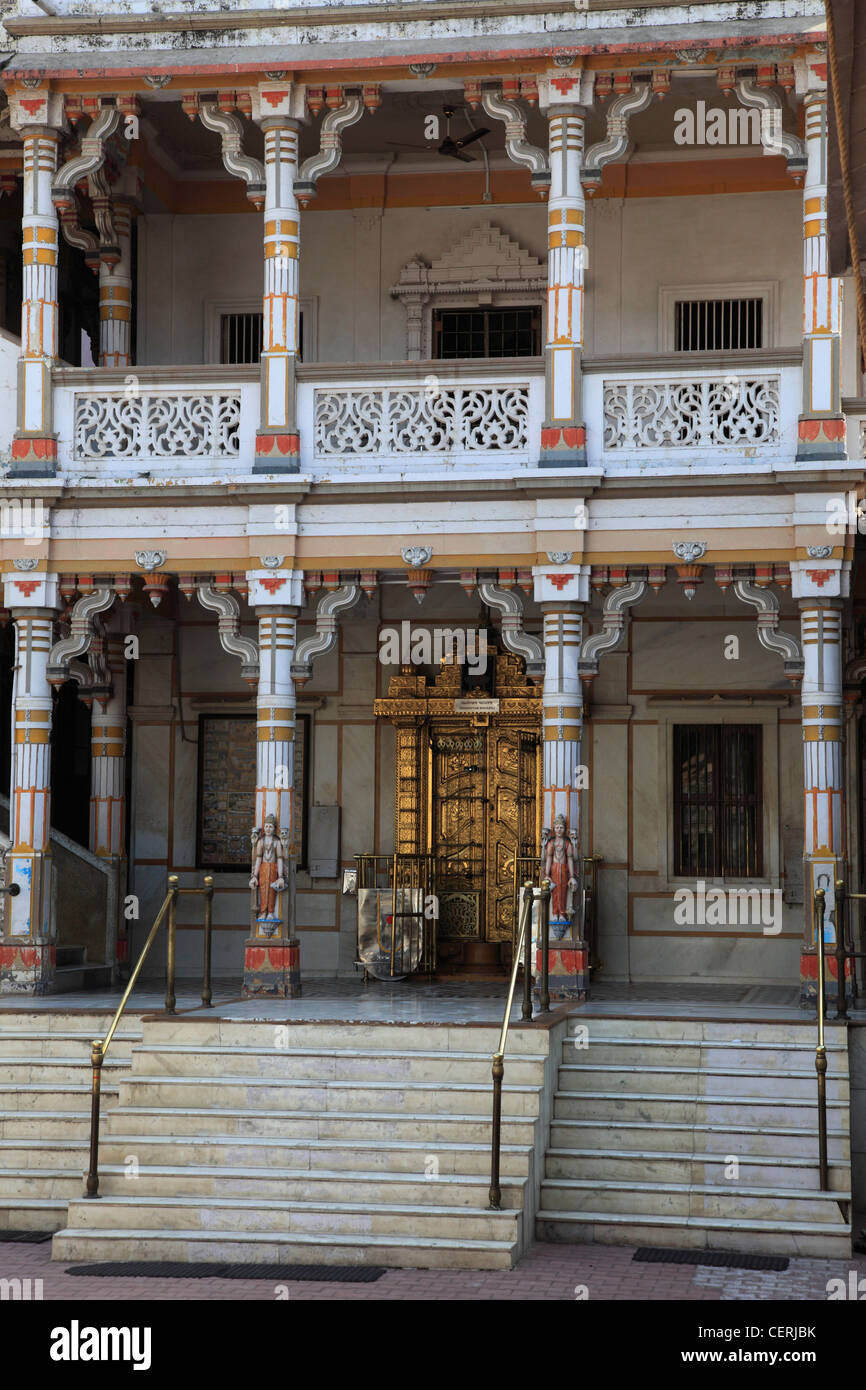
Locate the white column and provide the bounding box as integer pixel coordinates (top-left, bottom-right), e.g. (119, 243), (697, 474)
(541, 100), (587, 467)
(797, 71), (845, 459)
(98, 202), (133, 368)
(541, 603), (584, 856)
(800, 601), (844, 937)
(254, 113), (301, 471)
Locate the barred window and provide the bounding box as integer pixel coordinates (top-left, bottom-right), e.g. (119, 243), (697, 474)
(674, 297), (763, 351)
(219, 311), (305, 364)
(673, 725), (762, 877)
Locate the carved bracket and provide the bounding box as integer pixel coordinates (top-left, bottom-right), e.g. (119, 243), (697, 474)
(733, 76), (807, 179)
(291, 584), (361, 684)
(46, 587), (115, 686)
(199, 103), (266, 208)
(579, 579), (647, 679)
(478, 583), (544, 680)
(581, 78), (653, 195)
(294, 90), (365, 204)
(732, 579), (804, 681)
(52, 104), (120, 209)
(480, 85), (550, 195)
(197, 582), (260, 686)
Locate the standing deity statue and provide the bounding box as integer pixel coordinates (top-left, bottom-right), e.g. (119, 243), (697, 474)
(249, 814), (286, 935)
(543, 813), (578, 936)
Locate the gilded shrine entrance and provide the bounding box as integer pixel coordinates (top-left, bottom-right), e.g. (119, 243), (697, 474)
(374, 649), (541, 968)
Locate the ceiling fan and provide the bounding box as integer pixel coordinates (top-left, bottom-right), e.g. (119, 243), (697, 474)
(385, 105), (490, 161)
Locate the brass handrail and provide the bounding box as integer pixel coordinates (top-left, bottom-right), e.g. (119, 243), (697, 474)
(814, 887), (829, 1192)
(489, 883), (534, 1211)
(85, 872), (214, 1200)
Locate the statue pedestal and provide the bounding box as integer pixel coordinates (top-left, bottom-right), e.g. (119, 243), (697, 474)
(242, 936), (301, 999)
(799, 948), (853, 1007)
(0, 939), (56, 995)
(534, 939), (589, 1005)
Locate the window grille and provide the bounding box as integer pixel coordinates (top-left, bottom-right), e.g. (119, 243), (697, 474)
(433, 306), (540, 360)
(673, 724), (762, 877)
(674, 297), (763, 352)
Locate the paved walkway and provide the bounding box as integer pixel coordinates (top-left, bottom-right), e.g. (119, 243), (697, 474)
(3, 1240), (864, 1301)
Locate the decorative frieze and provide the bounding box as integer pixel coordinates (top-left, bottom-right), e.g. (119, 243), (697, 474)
(74, 393), (241, 460)
(603, 376), (780, 450)
(314, 385), (529, 457)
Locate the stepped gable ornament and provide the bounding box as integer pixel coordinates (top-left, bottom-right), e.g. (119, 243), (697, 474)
(547, 552), (572, 564)
(807, 546), (833, 559)
(134, 550), (166, 571)
(249, 814), (286, 938)
(391, 222), (546, 359)
(672, 541), (707, 562)
(401, 546), (433, 567)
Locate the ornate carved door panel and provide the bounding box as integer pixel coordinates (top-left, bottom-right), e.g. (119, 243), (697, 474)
(485, 728), (539, 942)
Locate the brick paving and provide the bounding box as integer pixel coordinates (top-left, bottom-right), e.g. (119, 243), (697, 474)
(2, 1239), (864, 1301)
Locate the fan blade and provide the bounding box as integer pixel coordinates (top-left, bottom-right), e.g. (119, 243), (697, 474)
(446, 148), (475, 163)
(454, 128), (490, 149)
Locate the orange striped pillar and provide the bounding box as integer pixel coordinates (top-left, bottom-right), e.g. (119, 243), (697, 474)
(245, 589), (302, 998)
(12, 125), (60, 477)
(799, 600), (846, 1002)
(1, 577), (60, 992)
(254, 115), (301, 473)
(98, 202), (133, 368)
(540, 101), (586, 468)
(797, 82), (845, 460)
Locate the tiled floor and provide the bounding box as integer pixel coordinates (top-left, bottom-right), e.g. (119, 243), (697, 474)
(2, 1238), (864, 1302)
(0, 976), (860, 1024)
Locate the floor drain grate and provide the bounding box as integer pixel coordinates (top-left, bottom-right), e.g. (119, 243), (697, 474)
(64, 1262), (387, 1282)
(633, 1248), (789, 1272)
(0, 1231), (53, 1244)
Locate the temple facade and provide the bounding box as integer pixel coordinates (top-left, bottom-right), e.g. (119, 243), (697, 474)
(0, 0), (863, 1006)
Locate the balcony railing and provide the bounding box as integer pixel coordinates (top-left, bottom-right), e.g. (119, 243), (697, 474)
(50, 352), (808, 479)
(583, 350), (802, 470)
(297, 359), (545, 473)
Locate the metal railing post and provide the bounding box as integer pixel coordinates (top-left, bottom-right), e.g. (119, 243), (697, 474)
(165, 874), (179, 1014)
(489, 1052), (504, 1210)
(202, 874), (214, 1007)
(84, 1039), (104, 1198)
(814, 888), (829, 1191)
(834, 877), (848, 1021)
(539, 878), (551, 1015)
(522, 882), (533, 1020)
(489, 885), (533, 1211)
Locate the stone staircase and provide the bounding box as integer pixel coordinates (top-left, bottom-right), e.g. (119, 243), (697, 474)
(537, 1018), (852, 1257)
(51, 1018), (554, 1269)
(0, 1012), (143, 1231)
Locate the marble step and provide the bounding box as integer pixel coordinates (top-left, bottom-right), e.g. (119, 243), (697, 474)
(103, 1103), (536, 1145)
(0, 1140), (89, 1171)
(127, 1043), (547, 1085)
(61, 1193), (519, 1242)
(0, 1031), (141, 1057)
(0, 1084), (120, 1112)
(0, 1169), (91, 1201)
(52, 1225), (519, 1270)
(0, 1012), (137, 1033)
(98, 1132), (533, 1177)
(551, 1090), (847, 1126)
(538, 1176), (851, 1222)
(549, 1118), (850, 1160)
(141, 1019), (548, 1057)
(545, 1147), (850, 1191)
(565, 1037), (849, 1070)
(116, 1074), (542, 1117)
(0, 1111), (100, 1140)
(556, 1063), (848, 1101)
(0, 1057), (133, 1084)
(0, 1198), (71, 1232)
(535, 1208), (852, 1259)
(560, 1020), (837, 1044)
(95, 1164), (524, 1207)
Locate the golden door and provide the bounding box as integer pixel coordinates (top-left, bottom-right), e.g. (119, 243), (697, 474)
(432, 724), (539, 943)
